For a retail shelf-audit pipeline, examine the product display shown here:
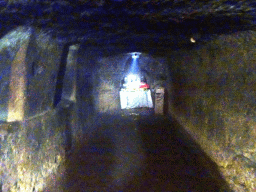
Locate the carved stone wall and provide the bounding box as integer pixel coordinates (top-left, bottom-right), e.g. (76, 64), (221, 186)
(0, 26), (73, 192)
(167, 30), (256, 191)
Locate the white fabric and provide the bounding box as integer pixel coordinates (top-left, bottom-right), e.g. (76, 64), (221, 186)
(120, 89), (153, 109)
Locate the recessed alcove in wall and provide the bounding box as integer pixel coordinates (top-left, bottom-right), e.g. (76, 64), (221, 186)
(75, 42), (173, 127)
(90, 52), (170, 114)
(53, 45), (69, 107)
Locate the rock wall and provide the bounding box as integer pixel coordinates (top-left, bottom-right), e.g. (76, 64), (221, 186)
(167, 30), (256, 191)
(25, 27), (62, 118)
(0, 26), (78, 191)
(0, 108), (67, 191)
(0, 26), (63, 122)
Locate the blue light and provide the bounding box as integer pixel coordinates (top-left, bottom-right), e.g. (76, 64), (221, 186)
(131, 58), (138, 74)
(132, 53), (139, 59)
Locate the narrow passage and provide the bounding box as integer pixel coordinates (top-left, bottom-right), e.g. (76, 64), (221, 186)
(45, 113), (230, 192)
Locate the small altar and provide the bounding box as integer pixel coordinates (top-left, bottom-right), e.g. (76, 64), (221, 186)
(119, 88), (153, 109)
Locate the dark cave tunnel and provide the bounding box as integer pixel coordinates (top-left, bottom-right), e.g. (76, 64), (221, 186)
(43, 37), (234, 191)
(1, 9), (255, 191)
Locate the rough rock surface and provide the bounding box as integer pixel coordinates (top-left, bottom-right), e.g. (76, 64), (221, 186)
(0, 27), (69, 191)
(0, 0), (256, 43)
(169, 30), (256, 191)
(0, 0), (256, 191)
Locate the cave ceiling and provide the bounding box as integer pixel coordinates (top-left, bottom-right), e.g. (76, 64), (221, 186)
(0, 0), (256, 46)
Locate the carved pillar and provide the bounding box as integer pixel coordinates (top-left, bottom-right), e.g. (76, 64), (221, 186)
(7, 38), (30, 122)
(155, 87), (165, 115)
(64, 44), (81, 148)
(62, 44), (79, 102)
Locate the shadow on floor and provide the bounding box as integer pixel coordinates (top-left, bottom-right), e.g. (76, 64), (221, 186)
(44, 114), (232, 192)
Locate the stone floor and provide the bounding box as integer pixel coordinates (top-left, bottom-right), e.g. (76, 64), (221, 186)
(44, 113), (231, 192)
